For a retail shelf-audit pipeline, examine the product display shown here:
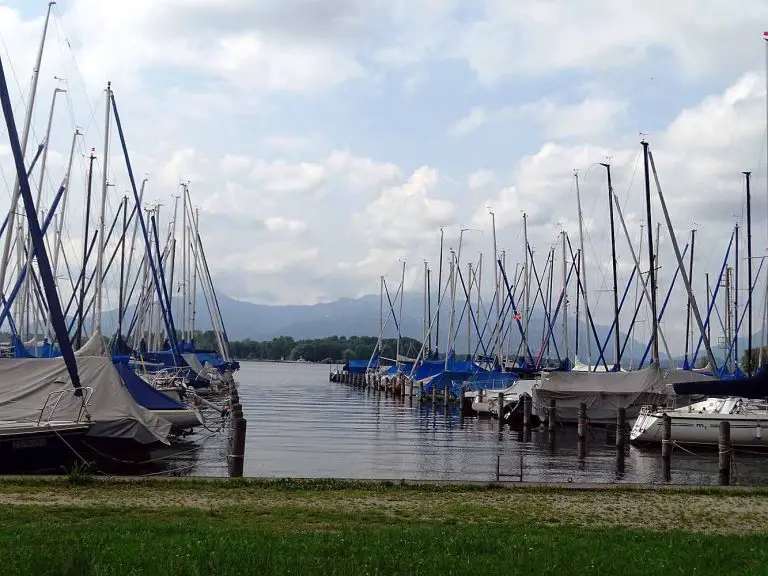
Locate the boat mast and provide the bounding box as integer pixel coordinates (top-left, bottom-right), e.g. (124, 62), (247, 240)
(396, 260), (405, 370)
(684, 229), (696, 367)
(467, 261), (472, 360)
(561, 229), (569, 368)
(734, 222), (740, 372)
(601, 162), (621, 370)
(476, 253), (482, 361)
(94, 82), (111, 337)
(574, 170), (592, 368)
(117, 195), (127, 345)
(76, 150), (96, 349)
(445, 253), (454, 370)
(435, 228), (444, 356)
(522, 212), (529, 363)
(426, 267), (432, 354)
(181, 183), (188, 345)
(648, 147), (718, 371)
(641, 142), (659, 365)
(0, 2), (53, 325)
(490, 211), (500, 365)
(191, 207), (199, 342)
(20, 86), (64, 340)
(744, 171), (753, 375)
(422, 260), (427, 349)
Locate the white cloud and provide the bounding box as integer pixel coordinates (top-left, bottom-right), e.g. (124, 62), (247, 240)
(448, 106), (488, 138)
(250, 159), (326, 194)
(265, 216), (307, 233)
(450, 97), (626, 140)
(360, 166), (455, 247)
(468, 170), (494, 190)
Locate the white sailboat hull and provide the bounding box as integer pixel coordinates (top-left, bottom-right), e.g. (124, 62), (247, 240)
(631, 407), (767, 448)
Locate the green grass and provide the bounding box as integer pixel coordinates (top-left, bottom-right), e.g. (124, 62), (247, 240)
(0, 478), (767, 574)
(0, 505), (766, 576)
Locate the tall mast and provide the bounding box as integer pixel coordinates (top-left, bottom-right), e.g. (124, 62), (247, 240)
(117, 195), (127, 343)
(52, 128), (81, 281)
(423, 260), (428, 348)
(684, 229), (696, 367)
(725, 264), (732, 373)
(490, 211), (500, 365)
(648, 147), (717, 370)
(641, 141), (659, 365)
(574, 170), (592, 367)
(396, 260), (405, 370)
(435, 227), (444, 355)
(522, 212), (529, 362)
(181, 183), (188, 344)
(191, 207), (199, 342)
(76, 150), (96, 349)
(561, 230), (569, 368)
(94, 82), (111, 336)
(467, 262), (472, 360)
(734, 222), (739, 371)
(0, 2), (54, 319)
(601, 162), (621, 370)
(426, 268), (432, 353)
(476, 253), (482, 359)
(744, 171), (753, 375)
(445, 253), (455, 370)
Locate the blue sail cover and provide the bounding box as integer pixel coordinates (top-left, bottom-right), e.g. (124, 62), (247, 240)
(672, 368), (768, 399)
(344, 359), (377, 374)
(114, 361), (189, 411)
(421, 369), (516, 397)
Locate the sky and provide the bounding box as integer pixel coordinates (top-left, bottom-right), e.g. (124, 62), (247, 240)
(0, 0), (767, 354)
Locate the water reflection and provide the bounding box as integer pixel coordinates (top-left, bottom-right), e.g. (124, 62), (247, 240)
(161, 362), (768, 485)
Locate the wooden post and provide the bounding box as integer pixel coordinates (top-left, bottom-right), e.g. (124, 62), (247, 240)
(577, 402), (587, 440)
(522, 393), (531, 428)
(444, 384), (449, 407)
(495, 454), (500, 482)
(497, 392), (504, 434)
(719, 421), (731, 486)
(419, 382), (424, 401)
(616, 407), (626, 448)
(460, 386), (466, 419)
(431, 383), (436, 405)
(548, 399), (556, 432)
(661, 413), (671, 481)
(228, 416), (246, 477)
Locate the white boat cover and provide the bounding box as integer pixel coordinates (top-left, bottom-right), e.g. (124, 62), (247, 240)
(0, 333), (171, 444)
(534, 366), (715, 424)
(182, 353), (205, 374)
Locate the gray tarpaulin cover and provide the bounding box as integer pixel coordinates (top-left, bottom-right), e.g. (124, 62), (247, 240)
(182, 353), (205, 374)
(533, 366), (715, 424)
(0, 333), (171, 444)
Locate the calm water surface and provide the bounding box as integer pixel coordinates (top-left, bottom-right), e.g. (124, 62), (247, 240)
(172, 362), (768, 485)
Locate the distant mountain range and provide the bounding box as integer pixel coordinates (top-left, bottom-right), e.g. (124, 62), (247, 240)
(102, 290), (756, 368)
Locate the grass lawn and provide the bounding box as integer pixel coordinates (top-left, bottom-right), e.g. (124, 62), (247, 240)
(0, 478), (766, 575)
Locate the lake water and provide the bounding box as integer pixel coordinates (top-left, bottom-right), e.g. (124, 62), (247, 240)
(161, 362), (768, 485)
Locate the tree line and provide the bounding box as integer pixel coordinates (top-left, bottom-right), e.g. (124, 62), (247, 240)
(191, 331), (424, 363)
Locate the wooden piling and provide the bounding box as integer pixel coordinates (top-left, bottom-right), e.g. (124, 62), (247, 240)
(497, 392), (504, 434)
(616, 407), (626, 447)
(459, 386), (466, 418)
(662, 413), (671, 481)
(431, 383), (436, 405)
(522, 393), (531, 428)
(228, 416), (247, 477)
(577, 402), (587, 441)
(547, 399), (556, 432)
(419, 382), (424, 401)
(719, 421), (731, 486)
(444, 384), (449, 407)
